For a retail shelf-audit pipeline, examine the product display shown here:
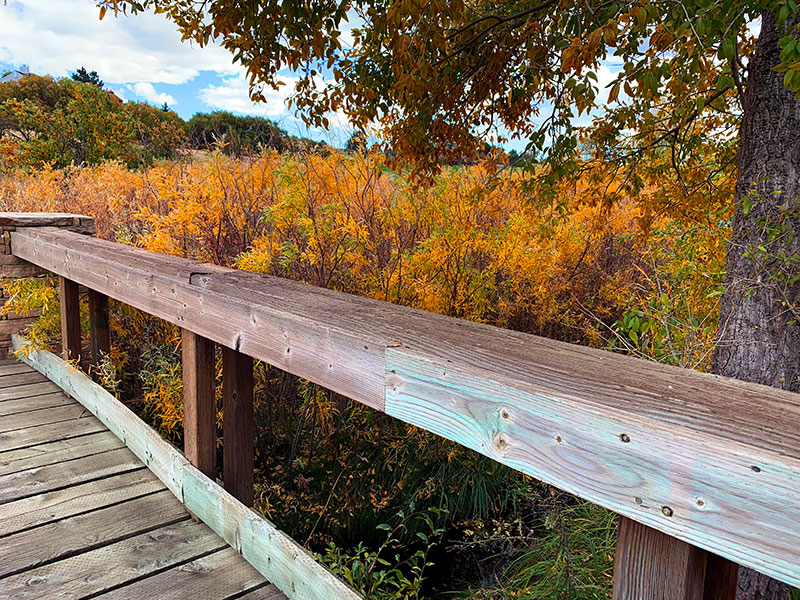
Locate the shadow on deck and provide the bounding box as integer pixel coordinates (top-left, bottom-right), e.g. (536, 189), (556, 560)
(0, 358), (286, 600)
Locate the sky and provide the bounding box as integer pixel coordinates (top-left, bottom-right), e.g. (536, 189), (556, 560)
(0, 0), (626, 151)
(0, 0), (357, 145)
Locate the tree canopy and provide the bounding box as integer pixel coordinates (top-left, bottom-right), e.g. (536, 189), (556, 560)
(100, 2), (797, 198)
(71, 67), (105, 88)
(0, 75), (185, 168)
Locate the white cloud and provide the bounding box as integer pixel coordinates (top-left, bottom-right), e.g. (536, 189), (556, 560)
(0, 0), (238, 85)
(133, 82), (176, 106)
(199, 73), (299, 118)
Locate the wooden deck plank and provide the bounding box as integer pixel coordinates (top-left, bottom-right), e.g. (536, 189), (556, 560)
(234, 584), (288, 599)
(0, 381), (62, 402)
(0, 469), (164, 537)
(0, 392), (73, 417)
(0, 362), (35, 376)
(0, 446), (144, 504)
(0, 354), (324, 600)
(0, 520), (227, 600)
(0, 489), (188, 578)
(0, 370), (48, 389)
(95, 547), (271, 600)
(0, 415), (107, 452)
(0, 402), (90, 433)
(14, 340), (363, 600)
(0, 431), (124, 477)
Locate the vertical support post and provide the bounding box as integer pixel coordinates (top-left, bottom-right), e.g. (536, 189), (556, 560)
(222, 346), (254, 506)
(182, 329), (217, 478)
(613, 517), (710, 600)
(88, 289), (110, 368)
(703, 554), (739, 600)
(59, 276), (81, 362)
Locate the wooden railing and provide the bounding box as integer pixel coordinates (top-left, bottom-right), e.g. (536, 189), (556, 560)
(4, 213), (800, 599)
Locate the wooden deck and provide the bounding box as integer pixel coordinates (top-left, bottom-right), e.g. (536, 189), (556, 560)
(0, 359), (286, 600)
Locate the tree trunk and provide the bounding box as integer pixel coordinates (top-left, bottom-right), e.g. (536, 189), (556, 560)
(713, 11), (800, 600)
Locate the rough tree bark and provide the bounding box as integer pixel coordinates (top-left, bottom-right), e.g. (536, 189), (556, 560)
(713, 11), (800, 600)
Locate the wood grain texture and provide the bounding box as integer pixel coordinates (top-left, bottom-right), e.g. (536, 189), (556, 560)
(14, 338), (190, 499)
(0, 212), (93, 228)
(11, 227), (384, 410)
(0, 446), (143, 504)
(11, 226), (800, 454)
(0, 402), (90, 433)
(235, 584), (289, 599)
(59, 276), (81, 362)
(0, 468), (163, 536)
(0, 430), (124, 476)
(385, 347), (800, 588)
(93, 547), (269, 600)
(183, 463), (360, 600)
(0, 415), (106, 452)
(0, 361), (33, 376)
(703, 553), (740, 600)
(10, 226), (800, 588)
(182, 329), (216, 478)
(222, 347), (254, 506)
(613, 516), (708, 600)
(13, 338), (362, 600)
(0, 490), (187, 578)
(89, 288), (111, 368)
(0, 380), (61, 401)
(0, 391), (72, 417)
(0, 370), (48, 388)
(0, 519), (226, 600)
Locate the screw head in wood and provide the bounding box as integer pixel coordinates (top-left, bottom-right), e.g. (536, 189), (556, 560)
(619, 433), (631, 443)
(661, 506), (673, 517)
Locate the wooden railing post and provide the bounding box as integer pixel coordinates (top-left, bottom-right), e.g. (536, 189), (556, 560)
(59, 276), (81, 362)
(222, 346), (254, 507)
(0, 213), (94, 359)
(88, 289), (110, 368)
(182, 329), (217, 478)
(613, 517), (737, 600)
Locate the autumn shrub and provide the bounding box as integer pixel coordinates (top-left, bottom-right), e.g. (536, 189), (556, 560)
(0, 149), (729, 598)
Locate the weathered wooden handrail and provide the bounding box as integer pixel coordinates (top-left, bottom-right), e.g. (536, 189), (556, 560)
(5, 215), (800, 596)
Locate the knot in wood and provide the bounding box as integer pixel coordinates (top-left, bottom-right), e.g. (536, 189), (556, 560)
(493, 433), (509, 453)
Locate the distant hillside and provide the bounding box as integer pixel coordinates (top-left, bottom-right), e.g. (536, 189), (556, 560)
(0, 71), (326, 170)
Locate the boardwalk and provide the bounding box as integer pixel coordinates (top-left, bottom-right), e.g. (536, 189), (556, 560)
(0, 359), (286, 600)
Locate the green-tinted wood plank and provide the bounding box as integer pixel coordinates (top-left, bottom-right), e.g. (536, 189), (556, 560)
(0, 490), (188, 578)
(0, 468), (163, 536)
(385, 347), (800, 588)
(0, 520), (226, 600)
(0, 430), (124, 477)
(183, 465), (360, 600)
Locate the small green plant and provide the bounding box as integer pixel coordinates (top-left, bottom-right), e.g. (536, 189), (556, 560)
(1, 275), (63, 351)
(318, 504), (445, 599)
